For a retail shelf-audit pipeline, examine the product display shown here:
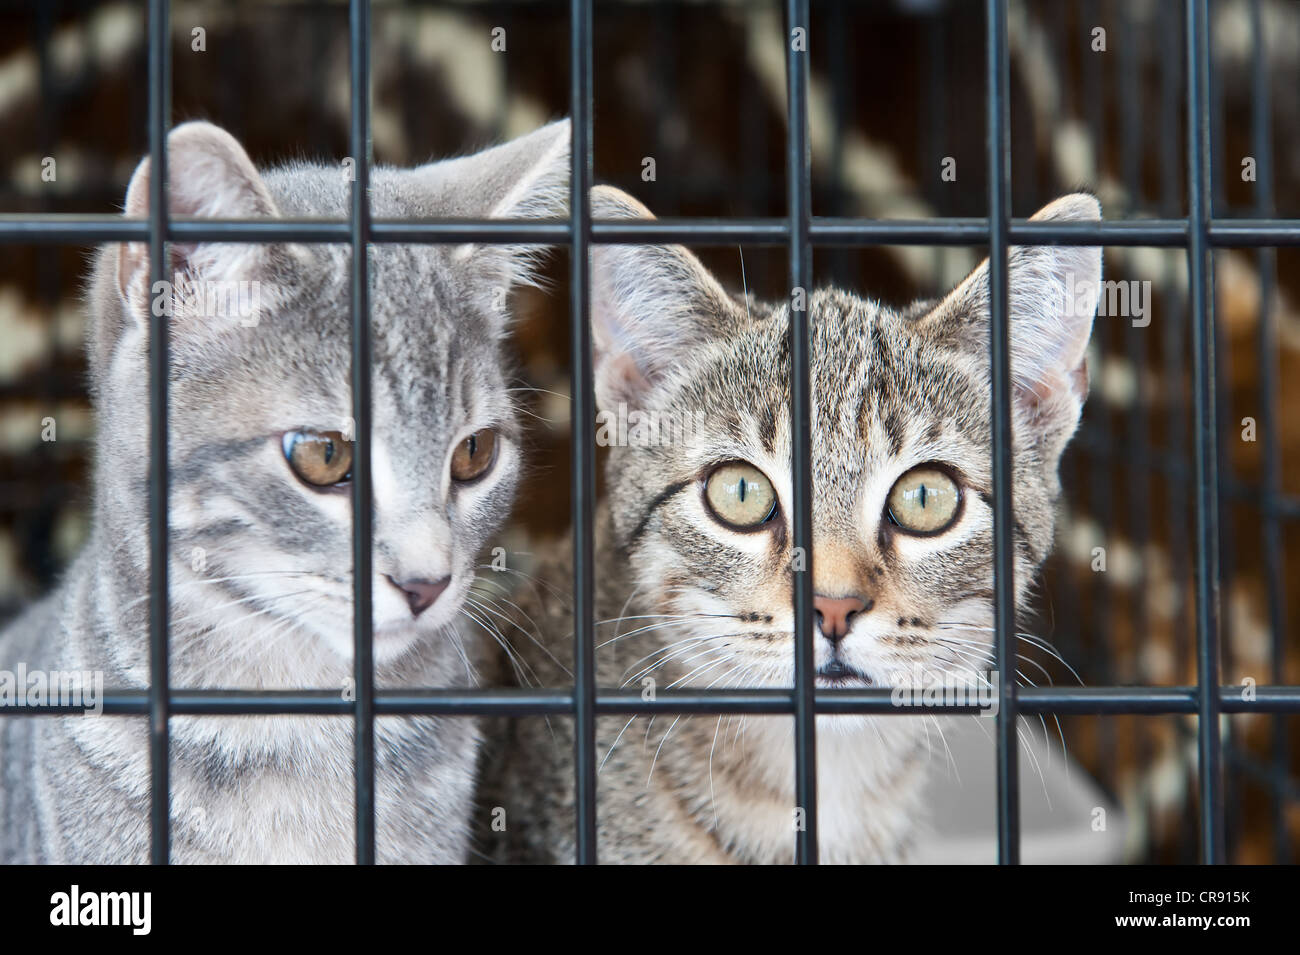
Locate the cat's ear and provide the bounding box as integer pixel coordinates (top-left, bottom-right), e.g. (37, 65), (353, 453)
(928, 192), (1102, 448)
(589, 185), (739, 411)
(417, 120), (571, 310)
(117, 121), (280, 316)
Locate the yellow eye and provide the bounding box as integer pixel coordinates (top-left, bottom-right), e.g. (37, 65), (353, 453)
(450, 429), (498, 483)
(283, 430), (353, 488)
(886, 466), (961, 534)
(704, 462), (778, 529)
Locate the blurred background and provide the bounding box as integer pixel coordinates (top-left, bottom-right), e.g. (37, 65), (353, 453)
(0, 0), (1296, 863)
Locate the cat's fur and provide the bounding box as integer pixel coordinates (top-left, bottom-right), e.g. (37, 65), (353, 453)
(0, 119), (569, 863)
(481, 186), (1102, 864)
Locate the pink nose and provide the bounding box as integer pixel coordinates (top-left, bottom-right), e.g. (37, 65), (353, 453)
(387, 575), (450, 617)
(813, 595), (871, 643)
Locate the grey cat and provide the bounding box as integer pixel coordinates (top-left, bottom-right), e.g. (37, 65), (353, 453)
(0, 118), (569, 863)
(482, 185), (1101, 864)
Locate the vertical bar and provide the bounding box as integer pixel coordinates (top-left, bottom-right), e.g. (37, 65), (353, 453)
(570, 0), (597, 866)
(1214, 253), (1241, 854)
(348, 0), (376, 866)
(786, 0), (817, 866)
(986, 0), (1018, 865)
(146, 0), (172, 867)
(34, 0), (61, 589)
(1160, 1), (1198, 862)
(925, 7), (946, 286)
(1186, 0), (1225, 865)
(652, 4), (678, 211)
(1081, 0), (1117, 789)
(1248, 0), (1289, 864)
(1120, 0), (1155, 845)
(828, 0), (850, 286)
(1209, 1), (1238, 844)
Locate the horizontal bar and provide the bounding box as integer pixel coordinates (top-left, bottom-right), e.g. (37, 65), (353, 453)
(5, 685), (1300, 716)
(4, 215), (1300, 247)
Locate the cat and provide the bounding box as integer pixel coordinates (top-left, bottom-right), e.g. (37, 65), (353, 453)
(0, 118), (570, 863)
(480, 185), (1102, 864)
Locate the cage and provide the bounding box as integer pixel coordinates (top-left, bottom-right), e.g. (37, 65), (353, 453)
(0, 0), (1296, 865)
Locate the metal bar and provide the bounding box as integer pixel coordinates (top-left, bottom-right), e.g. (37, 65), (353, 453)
(7, 685), (1300, 717)
(3, 216), (1300, 247)
(348, 0), (376, 867)
(786, 0), (817, 867)
(986, 0), (1017, 866)
(826, 0), (850, 287)
(1186, 0), (1225, 865)
(1120, 0), (1155, 851)
(1160, 0), (1198, 863)
(1249, 0), (1290, 864)
(4, 0), (1298, 869)
(146, 0), (171, 868)
(569, 0), (598, 867)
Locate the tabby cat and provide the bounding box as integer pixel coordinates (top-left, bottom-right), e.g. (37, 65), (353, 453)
(0, 118), (569, 863)
(482, 185), (1102, 864)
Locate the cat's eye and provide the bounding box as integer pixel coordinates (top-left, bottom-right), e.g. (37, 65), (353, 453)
(450, 429), (498, 483)
(704, 462), (778, 530)
(283, 430), (353, 488)
(886, 465), (961, 535)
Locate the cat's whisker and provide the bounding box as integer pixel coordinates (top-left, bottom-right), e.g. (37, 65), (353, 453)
(444, 610), (486, 685)
(595, 611), (732, 629)
(939, 641), (1064, 767)
(119, 570), (318, 613)
(463, 589), (567, 680)
(666, 654), (735, 691)
(627, 633), (752, 688)
(460, 598), (544, 688)
(645, 715), (683, 786)
(163, 588), (319, 630)
(450, 625), (480, 686)
(183, 596), (309, 647)
(618, 634), (736, 686)
(473, 564), (570, 606)
(936, 633), (1073, 693)
(597, 614), (733, 649)
(1016, 719), (1051, 806)
(934, 622), (1083, 685)
(926, 715), (961, 785)
(600, 714), (641, 773)
(707, 714), (724, 832)
(252, 602), (326, 663)
(606, 583), (644, 651)
(504, 384), (571, 402)
(466, 577), (573, 674)
(624, 644), (729, 689)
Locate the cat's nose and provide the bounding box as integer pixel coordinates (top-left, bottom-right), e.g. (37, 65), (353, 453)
(386, 575), (451, 617)
(813, 594), (872, 644)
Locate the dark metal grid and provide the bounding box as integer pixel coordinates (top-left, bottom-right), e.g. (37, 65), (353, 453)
(568, 0), (597, 866)
(348, 0), (377, 867)
(145, 0), (171, 868)
(0, 0), (1294, 867)
(986, 0), (1017, 864)
(1248, 0), (1290, 865)
(1187, 0), (1225, 864)
(787, 0), (817, 866)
